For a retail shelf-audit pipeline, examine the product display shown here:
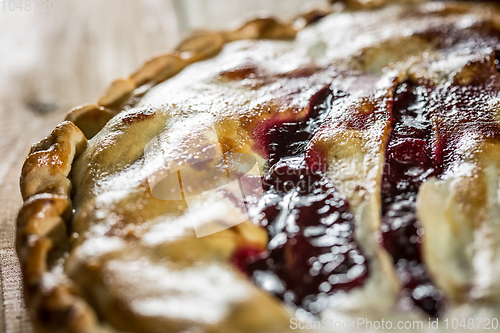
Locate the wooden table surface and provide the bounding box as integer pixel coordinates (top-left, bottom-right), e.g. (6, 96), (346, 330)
(0, 1), (313, 332)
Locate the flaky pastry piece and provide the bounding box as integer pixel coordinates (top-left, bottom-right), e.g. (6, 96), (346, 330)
(18, 1), (500, 332)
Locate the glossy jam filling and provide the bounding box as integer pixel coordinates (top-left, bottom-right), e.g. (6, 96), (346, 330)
(381, 80), (444, 316)
(235, 87), (369, 313)
(382, 67), (500, 317)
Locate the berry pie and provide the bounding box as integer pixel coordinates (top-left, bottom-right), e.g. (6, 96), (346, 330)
(17, 0), (500, 332)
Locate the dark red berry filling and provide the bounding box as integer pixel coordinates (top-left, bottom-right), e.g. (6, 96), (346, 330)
(382, 61), (500, 316)
(381, 80), (445, 317)
(236, 87), (369, 314)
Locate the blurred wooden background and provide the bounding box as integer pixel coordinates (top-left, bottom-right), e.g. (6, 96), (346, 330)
(0, 0), (314, 332)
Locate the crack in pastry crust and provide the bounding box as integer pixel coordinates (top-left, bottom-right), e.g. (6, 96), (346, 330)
(236, 86), (370, 314)
(18, 1), (500, 332)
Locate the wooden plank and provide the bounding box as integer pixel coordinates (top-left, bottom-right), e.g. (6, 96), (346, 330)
(0, 250), (32, 333)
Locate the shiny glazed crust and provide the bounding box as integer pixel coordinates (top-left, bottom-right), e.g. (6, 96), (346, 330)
(17, 12), (308, 333)
(18, 1), (500, 332)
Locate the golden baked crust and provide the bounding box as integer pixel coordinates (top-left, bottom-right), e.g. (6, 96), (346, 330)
(18, 1), (500, 332)
(17, 15), (302, 333)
